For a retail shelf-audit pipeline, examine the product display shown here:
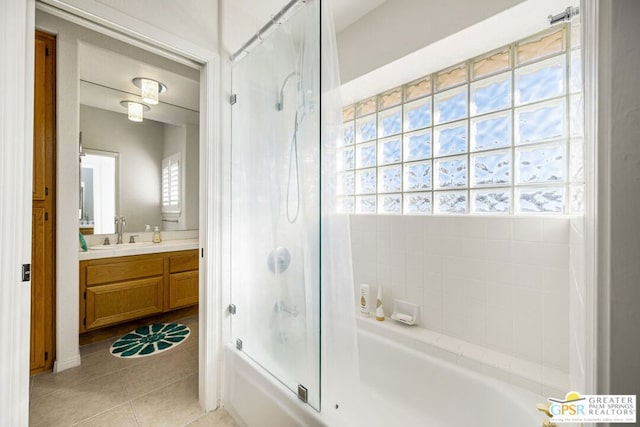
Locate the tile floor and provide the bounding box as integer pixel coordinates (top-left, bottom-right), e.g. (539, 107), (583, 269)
(29, 315), (238, 427)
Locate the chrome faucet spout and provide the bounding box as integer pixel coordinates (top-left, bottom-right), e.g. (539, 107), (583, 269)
(115, 216), (126, 244)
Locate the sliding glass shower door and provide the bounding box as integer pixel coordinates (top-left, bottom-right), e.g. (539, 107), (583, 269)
(229, 0), (320, 410)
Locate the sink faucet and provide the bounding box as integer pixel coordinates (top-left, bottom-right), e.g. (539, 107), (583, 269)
(115, 216), (126, 244)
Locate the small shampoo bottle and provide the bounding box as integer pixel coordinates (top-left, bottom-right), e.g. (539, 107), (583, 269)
(375, 286), (385, 321)
(360, 284), (370, 316)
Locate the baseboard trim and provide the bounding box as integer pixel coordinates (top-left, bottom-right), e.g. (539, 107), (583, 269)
(54, 354), (81, 373)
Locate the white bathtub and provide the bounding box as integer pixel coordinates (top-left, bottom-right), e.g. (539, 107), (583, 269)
(224, 327), (547, 426)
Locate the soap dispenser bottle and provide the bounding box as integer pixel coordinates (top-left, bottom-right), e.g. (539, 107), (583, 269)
(153, 226), (162, 243)
(375, 286), (385, 321)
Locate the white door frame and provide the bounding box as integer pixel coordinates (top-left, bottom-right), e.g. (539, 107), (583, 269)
(1, 0), (221, 423)
(582, 0), (604, 397)
(0, 0), (36, 424)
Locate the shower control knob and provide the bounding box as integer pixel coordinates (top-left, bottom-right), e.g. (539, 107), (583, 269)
(267, 247), (291, 274)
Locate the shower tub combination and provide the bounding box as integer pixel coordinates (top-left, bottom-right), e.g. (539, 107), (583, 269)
(225, 326), (545, 427)
(225, 0), (546, 426)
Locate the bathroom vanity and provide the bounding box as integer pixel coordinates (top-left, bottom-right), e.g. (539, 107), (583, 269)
(79, 243), (199, 332)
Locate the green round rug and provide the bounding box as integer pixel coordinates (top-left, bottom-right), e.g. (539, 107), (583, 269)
(110, 323), (190, 358)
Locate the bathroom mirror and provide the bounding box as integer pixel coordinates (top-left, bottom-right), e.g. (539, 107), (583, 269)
(77, 37), (200, 234)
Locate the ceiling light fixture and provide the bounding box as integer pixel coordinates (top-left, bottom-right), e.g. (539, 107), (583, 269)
(120, 100), (150, 122)
(132, 77), (167, 105)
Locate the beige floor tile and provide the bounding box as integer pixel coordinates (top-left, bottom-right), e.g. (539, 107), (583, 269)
(120, 347), (197, 400)
(31, 351), (123, 400)
(187, 409), (239, 427)
(182, 331), (198, 361)
(80, 338), (116, 357)
(184, 323), (199, 344)
(131, 374), (203, 427)
(30, 372), (128, 427)
(180, 315), (198, 327)
(29, 317), (219, 427)
(74, 402), (138, 427)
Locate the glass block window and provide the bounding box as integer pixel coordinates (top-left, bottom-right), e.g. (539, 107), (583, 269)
(338, 24), (583, 215)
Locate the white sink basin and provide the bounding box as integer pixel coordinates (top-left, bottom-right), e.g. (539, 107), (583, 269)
(89, 242), (154, 250)
(88, 245), (113, 250)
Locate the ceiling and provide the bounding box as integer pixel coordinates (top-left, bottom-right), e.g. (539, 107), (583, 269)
(78, 42), (200, 126)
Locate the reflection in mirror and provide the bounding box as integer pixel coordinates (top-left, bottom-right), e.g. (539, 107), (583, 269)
(80, 150), (118, 234)
(79, 105), (199, 233)
(77, 36), (200, 234)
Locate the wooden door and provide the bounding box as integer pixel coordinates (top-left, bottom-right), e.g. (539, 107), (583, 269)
(31, 31), (56, 375)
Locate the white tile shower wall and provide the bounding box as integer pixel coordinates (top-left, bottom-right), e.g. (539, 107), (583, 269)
(350, 215), (571, 373)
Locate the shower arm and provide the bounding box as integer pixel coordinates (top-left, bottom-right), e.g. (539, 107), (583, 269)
(276, 72), (301, 111)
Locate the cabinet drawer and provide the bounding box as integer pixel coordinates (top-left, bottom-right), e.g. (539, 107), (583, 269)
(169, 251), (199, 273)
(86, 257), (164, 286)
(168, 271), (199, 309)
(85, 277), (163, 330)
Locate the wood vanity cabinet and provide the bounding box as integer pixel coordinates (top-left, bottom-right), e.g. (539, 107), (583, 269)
(80, 249), (199, 332)
(168, 252), (200, 309)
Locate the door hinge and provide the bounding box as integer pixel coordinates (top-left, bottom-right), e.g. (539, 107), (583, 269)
(44, 351), (48, 361)
(83, 291), (86, 300)
(22, 264), (31, 282)
(44, 212), (49, 221)
(83, 318), (86, 326)
(45, 187), (48, 196)
(45, 47), (49, 56)
(230, 94), (237, 105)
(298, 384), (308, 403)
(201, 248), (204, 258)
(236, 338), (243, 350)
(228, 304), (236, 315)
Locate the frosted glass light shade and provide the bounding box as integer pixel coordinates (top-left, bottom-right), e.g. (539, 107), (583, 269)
(128, 102), (144, 122)
(120, 100), (149, 122)
(141, 78), (159, 105)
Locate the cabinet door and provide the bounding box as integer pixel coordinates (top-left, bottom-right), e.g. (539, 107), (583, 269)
(30, 208), (47, 371)
(85, 277), (163, 330)
(168, 271), (199, 309)
(32, 36), (47, 201)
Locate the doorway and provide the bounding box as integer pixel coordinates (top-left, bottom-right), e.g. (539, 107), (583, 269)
(32, 2), (220, 413)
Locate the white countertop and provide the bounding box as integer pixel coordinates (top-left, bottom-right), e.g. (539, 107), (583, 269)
(79, 238), (199, 260)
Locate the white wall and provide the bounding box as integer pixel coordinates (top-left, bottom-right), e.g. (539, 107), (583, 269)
(186, 124), (200, 230)
(351, 215), (571, 374)
(336, 0), (526, 84)
(81, 105), (164, 231)
(597, 0), (640, 398)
